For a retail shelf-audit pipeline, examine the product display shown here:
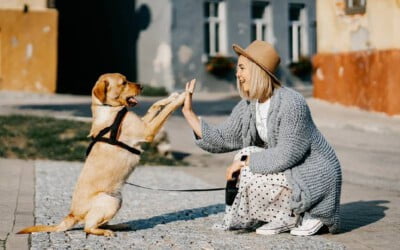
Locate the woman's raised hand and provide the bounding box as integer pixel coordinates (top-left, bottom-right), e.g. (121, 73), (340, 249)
(183, 79), (196, 114)
(182, 79), (202, 138)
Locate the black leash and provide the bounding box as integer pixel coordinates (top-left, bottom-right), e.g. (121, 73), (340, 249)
(125, 181), (225, 192)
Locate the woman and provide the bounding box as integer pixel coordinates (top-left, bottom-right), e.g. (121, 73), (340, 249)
(182, 40), (342, 236)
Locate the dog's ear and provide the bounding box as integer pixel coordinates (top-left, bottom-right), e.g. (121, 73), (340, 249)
(93, 79), (109, 103)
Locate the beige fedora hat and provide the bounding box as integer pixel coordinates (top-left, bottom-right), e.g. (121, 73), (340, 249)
(233, 40), (281, 83)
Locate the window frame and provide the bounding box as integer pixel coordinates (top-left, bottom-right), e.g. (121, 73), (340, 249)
(251, 1), (274, 44)
(203, 0), (227, 57)
(288, 3), (309, 63)
(345, 0), (367, 15)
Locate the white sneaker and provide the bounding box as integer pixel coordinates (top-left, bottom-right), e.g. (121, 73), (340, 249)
(290, 217), (324, 236)
(256, 220), (297, 235)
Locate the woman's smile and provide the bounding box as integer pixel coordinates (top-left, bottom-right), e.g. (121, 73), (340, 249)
(237, 56), (251, 92)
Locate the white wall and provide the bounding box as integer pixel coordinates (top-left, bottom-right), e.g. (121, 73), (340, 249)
(136, 0), (175, 91)
(317, 0), (400, 53)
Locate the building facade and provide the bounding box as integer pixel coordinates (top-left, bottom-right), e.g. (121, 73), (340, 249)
(313, 0), (400, 115)
(0, 0), (316, 94)
(137, 0), (316, 92)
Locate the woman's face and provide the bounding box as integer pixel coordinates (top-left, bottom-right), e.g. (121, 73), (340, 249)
(236, 56), (251, 92)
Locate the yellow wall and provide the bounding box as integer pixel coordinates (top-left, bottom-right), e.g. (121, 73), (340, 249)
(317, 0), (400, 53)
(0, 9), (58, 93)
(0, 0), (47, 10)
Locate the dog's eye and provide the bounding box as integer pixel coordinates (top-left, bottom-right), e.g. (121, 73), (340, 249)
(122, 81), (127, 85)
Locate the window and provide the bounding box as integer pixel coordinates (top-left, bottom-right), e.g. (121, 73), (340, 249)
(204, 1), (227, 56)
(345, 0), (366, 15)
(289, 4), (308, 63)
(251, 1), (274, 44)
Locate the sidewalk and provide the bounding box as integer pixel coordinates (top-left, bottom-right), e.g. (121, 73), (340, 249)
(0, 159), (34, 250)
(1, 88), (400, 249)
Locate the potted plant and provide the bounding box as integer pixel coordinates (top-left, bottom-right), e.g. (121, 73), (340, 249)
(205, 55), (235, 78)
(288, 56), (313, 80)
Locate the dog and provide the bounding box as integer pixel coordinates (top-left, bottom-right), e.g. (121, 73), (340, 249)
(18, 73), (186, 236)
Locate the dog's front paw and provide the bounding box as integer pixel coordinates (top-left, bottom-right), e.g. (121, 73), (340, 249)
(175, 91), (187, 105)
(169, 92), (179, 99)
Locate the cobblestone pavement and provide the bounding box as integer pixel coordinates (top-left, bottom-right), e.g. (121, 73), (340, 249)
(31, 161), (344, 250)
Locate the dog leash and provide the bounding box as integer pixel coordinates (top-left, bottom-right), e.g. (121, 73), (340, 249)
(125, 181), (225, 192)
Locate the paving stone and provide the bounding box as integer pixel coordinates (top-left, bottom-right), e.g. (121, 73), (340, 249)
(0, 240), (5, 250)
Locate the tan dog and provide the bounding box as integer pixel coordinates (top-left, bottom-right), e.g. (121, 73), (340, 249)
(18, 73), (186, 236)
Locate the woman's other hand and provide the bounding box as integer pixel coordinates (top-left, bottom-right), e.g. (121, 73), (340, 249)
(226, 160), (245, 181)
(182, 79), (202, 138)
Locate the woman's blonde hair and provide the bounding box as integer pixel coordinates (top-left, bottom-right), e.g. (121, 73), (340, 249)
(237, 57), (281, 101)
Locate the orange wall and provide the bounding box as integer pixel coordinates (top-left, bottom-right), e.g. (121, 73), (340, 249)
(313, 49), (400, 115)
(0, 9), (58, 93)
(314, 0), (400, 115)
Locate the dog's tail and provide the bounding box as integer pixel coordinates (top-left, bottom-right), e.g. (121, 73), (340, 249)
(17, 214), (77, 234)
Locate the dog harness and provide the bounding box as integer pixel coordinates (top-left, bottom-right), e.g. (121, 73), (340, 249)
(86, 106), (225, 192)
(86, 107), (141, 156)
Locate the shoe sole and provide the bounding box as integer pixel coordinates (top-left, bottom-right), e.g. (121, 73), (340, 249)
(290, 222), (323, 236)
(256, 224), (295, 235)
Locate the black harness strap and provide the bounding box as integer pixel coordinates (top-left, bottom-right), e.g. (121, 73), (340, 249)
(86, 107), (141, 156)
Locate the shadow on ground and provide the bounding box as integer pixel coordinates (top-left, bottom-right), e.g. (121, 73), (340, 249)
(340, 200), (388, 233)
(120, 203), (225, 231)
(171, 151), (191, 160)
(69, 204), (225, 233)
(101, 199), (388, 234)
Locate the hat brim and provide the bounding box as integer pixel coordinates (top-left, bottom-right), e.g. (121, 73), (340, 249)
(233, 44), (280, 84)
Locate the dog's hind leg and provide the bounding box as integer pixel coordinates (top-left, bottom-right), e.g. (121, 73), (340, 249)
(84, 193), (122, 237)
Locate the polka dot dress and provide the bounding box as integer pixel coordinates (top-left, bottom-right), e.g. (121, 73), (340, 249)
(218, 146), (295, 230)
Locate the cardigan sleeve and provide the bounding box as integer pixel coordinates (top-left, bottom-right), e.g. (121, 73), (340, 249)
(194, 100), (246, 153)
(249, 95), (312, 174)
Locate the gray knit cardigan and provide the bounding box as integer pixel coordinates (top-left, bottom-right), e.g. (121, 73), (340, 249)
(195, 87), (342, 233)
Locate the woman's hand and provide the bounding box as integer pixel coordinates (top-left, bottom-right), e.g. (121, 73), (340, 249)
(182, 79), (196, 115)
(182, 79), (202, 138)
(226, 160), (245, 181)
